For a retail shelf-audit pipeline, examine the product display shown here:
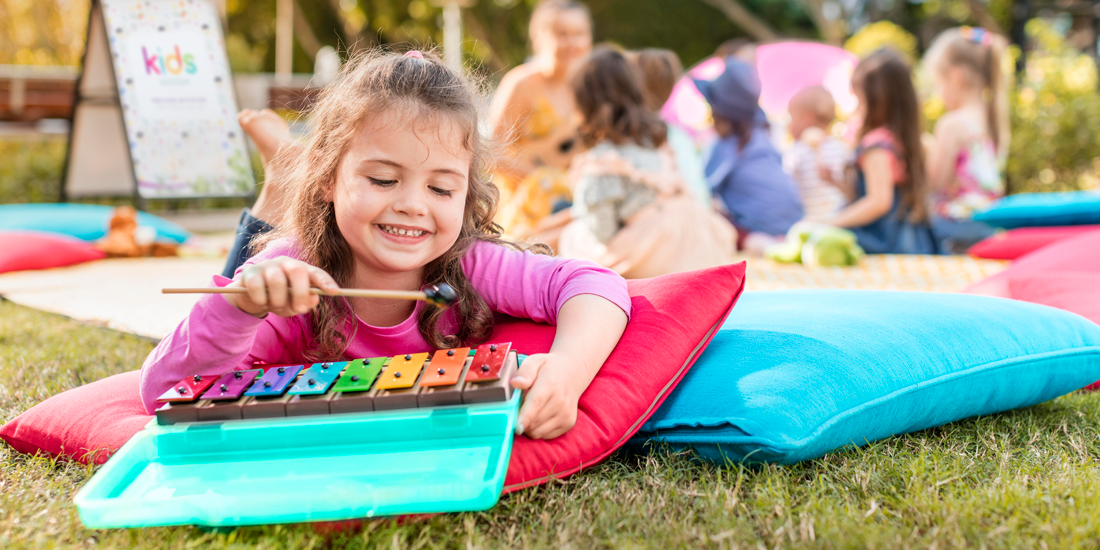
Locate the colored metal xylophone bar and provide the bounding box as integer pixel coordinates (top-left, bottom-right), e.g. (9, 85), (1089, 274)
(154, 342), (517, 425)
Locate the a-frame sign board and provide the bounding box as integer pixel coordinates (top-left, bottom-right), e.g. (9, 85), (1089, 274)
(64, 0), (254, 200)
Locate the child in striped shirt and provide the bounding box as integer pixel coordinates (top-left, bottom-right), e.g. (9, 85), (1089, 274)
(783, 86), (850, 223)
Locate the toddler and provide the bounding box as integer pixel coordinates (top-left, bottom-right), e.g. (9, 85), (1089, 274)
(557, 47), (736, 278)
(784, 85), (850, 222)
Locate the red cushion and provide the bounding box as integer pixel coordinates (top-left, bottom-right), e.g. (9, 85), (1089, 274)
(964, 229), (1100, 299)
(968, 225), (1100, 260)
(1, 263), (747, 489)
(0, 231), (106, 274)
(0, 371), (150, 464)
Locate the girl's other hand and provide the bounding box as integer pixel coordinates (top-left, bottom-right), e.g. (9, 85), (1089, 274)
(227, 256), (340, 318)
(511, 352), (583, 439)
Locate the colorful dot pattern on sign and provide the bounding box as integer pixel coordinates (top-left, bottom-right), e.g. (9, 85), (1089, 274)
(152, 343), (519, 425)
(101, 0), (253, 197)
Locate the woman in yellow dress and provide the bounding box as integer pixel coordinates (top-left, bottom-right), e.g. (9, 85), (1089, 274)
(489, 0), (592, 238)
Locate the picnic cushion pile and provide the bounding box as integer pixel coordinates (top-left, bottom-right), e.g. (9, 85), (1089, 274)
(965, 228), (1100, 326)
(629, 290), (1100, 464)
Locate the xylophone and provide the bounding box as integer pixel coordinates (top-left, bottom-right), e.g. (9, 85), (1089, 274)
(154, 342), (518, 425)
(73, 285), (523, 528)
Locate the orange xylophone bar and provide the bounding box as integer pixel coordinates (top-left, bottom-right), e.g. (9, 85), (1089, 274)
(153, 343), (517, 425)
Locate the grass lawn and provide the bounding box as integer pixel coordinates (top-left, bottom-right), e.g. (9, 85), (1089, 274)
(3, 298), (1100, 549)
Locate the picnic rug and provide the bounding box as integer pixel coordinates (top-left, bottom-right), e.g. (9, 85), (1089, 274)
(0, 254), (1008, 340)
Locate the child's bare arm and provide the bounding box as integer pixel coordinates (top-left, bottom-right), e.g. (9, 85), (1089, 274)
(829, 149), (896, 228)
(510, 294), (629, 439)
(926, 115), (966, 195)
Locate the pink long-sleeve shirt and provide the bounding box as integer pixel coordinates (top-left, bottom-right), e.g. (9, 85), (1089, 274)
(139, 238), (632, 413)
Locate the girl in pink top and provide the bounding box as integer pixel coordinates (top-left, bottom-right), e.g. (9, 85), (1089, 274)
(141, 51), (631, 440)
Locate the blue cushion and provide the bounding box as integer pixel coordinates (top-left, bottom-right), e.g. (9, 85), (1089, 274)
(632, 290), (1100, 464)
(0, 204), (190, 243)
(973, 191), (1100, 229)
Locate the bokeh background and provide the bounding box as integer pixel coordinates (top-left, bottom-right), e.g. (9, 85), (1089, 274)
(2, 0), (1099, 206)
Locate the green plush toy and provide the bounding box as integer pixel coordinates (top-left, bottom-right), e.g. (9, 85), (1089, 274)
(764, 224), (864, 267)
(801, 227), (865, 267)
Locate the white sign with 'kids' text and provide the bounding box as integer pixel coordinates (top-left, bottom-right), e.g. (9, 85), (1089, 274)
(90, 0), (253, 198)
(128, 31), (221, 119)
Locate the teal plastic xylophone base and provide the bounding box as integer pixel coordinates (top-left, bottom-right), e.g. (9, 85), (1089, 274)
(73, 391), (520, 528)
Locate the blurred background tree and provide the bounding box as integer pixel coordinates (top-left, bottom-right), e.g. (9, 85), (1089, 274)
(1008, 19), (1100, 193)
(0, 0), (89, 65)
(0, 0), (1082, 77)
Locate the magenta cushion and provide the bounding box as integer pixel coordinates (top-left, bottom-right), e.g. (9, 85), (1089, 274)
(0, 231), (105, 274)
(968, 225), (1100, 260)
(964, 229), (1100, 391)
(1010, 273), (1100, 326)
(1, 264), (747, 489)
(964, 229), (1100, 299)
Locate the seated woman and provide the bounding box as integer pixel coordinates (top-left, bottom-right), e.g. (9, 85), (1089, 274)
(488, 0), (592, 237)
(696, 57), (804, 255)
(557, 48), (736, 279)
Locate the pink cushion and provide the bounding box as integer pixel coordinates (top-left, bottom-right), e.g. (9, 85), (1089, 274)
(968, 225), (1100, 260)
(1012, 274), (1100, 391)
(1, 263), (747, 488)
(964, 229), (1100, 391)
(964, 229), (1100, 299)
(1009, 273), (1100, 325)
(0, 231), (105, 274)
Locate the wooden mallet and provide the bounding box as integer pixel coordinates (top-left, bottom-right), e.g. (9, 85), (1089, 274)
(163, 282), (458, 308)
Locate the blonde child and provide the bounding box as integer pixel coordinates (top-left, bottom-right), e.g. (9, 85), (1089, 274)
(924, 27), (1009, 253)
(784, 85), (850, 222)
(142, 51), (630, 440)
(828, 49), (938, 254)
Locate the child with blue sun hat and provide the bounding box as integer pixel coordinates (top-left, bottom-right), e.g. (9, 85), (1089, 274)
(696, 57), (803, 253)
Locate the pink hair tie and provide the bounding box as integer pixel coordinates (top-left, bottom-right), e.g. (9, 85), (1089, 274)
(404, 50), (424, 59)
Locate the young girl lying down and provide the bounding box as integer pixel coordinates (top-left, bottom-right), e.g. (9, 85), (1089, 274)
(141, 50), (631, 440)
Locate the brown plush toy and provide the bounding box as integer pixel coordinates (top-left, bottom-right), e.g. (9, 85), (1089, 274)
(96, 206), (142, 258)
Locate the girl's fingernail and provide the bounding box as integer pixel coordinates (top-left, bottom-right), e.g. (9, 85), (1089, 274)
(512, 376), (527, 385)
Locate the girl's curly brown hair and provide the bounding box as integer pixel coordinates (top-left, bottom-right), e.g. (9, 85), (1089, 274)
(258, 48), (547, 361)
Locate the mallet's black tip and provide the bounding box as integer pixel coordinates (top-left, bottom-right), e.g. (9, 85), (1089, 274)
(424, 283), (457, 307)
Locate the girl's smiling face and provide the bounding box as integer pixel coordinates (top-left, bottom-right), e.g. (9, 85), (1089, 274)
(328, 110), (470, 281)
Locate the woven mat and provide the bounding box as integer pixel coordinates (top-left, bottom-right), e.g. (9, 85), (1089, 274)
(0, 254), (1008, 340)
(738, 254), (1008, 293)
(0, 257), (225, 340)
